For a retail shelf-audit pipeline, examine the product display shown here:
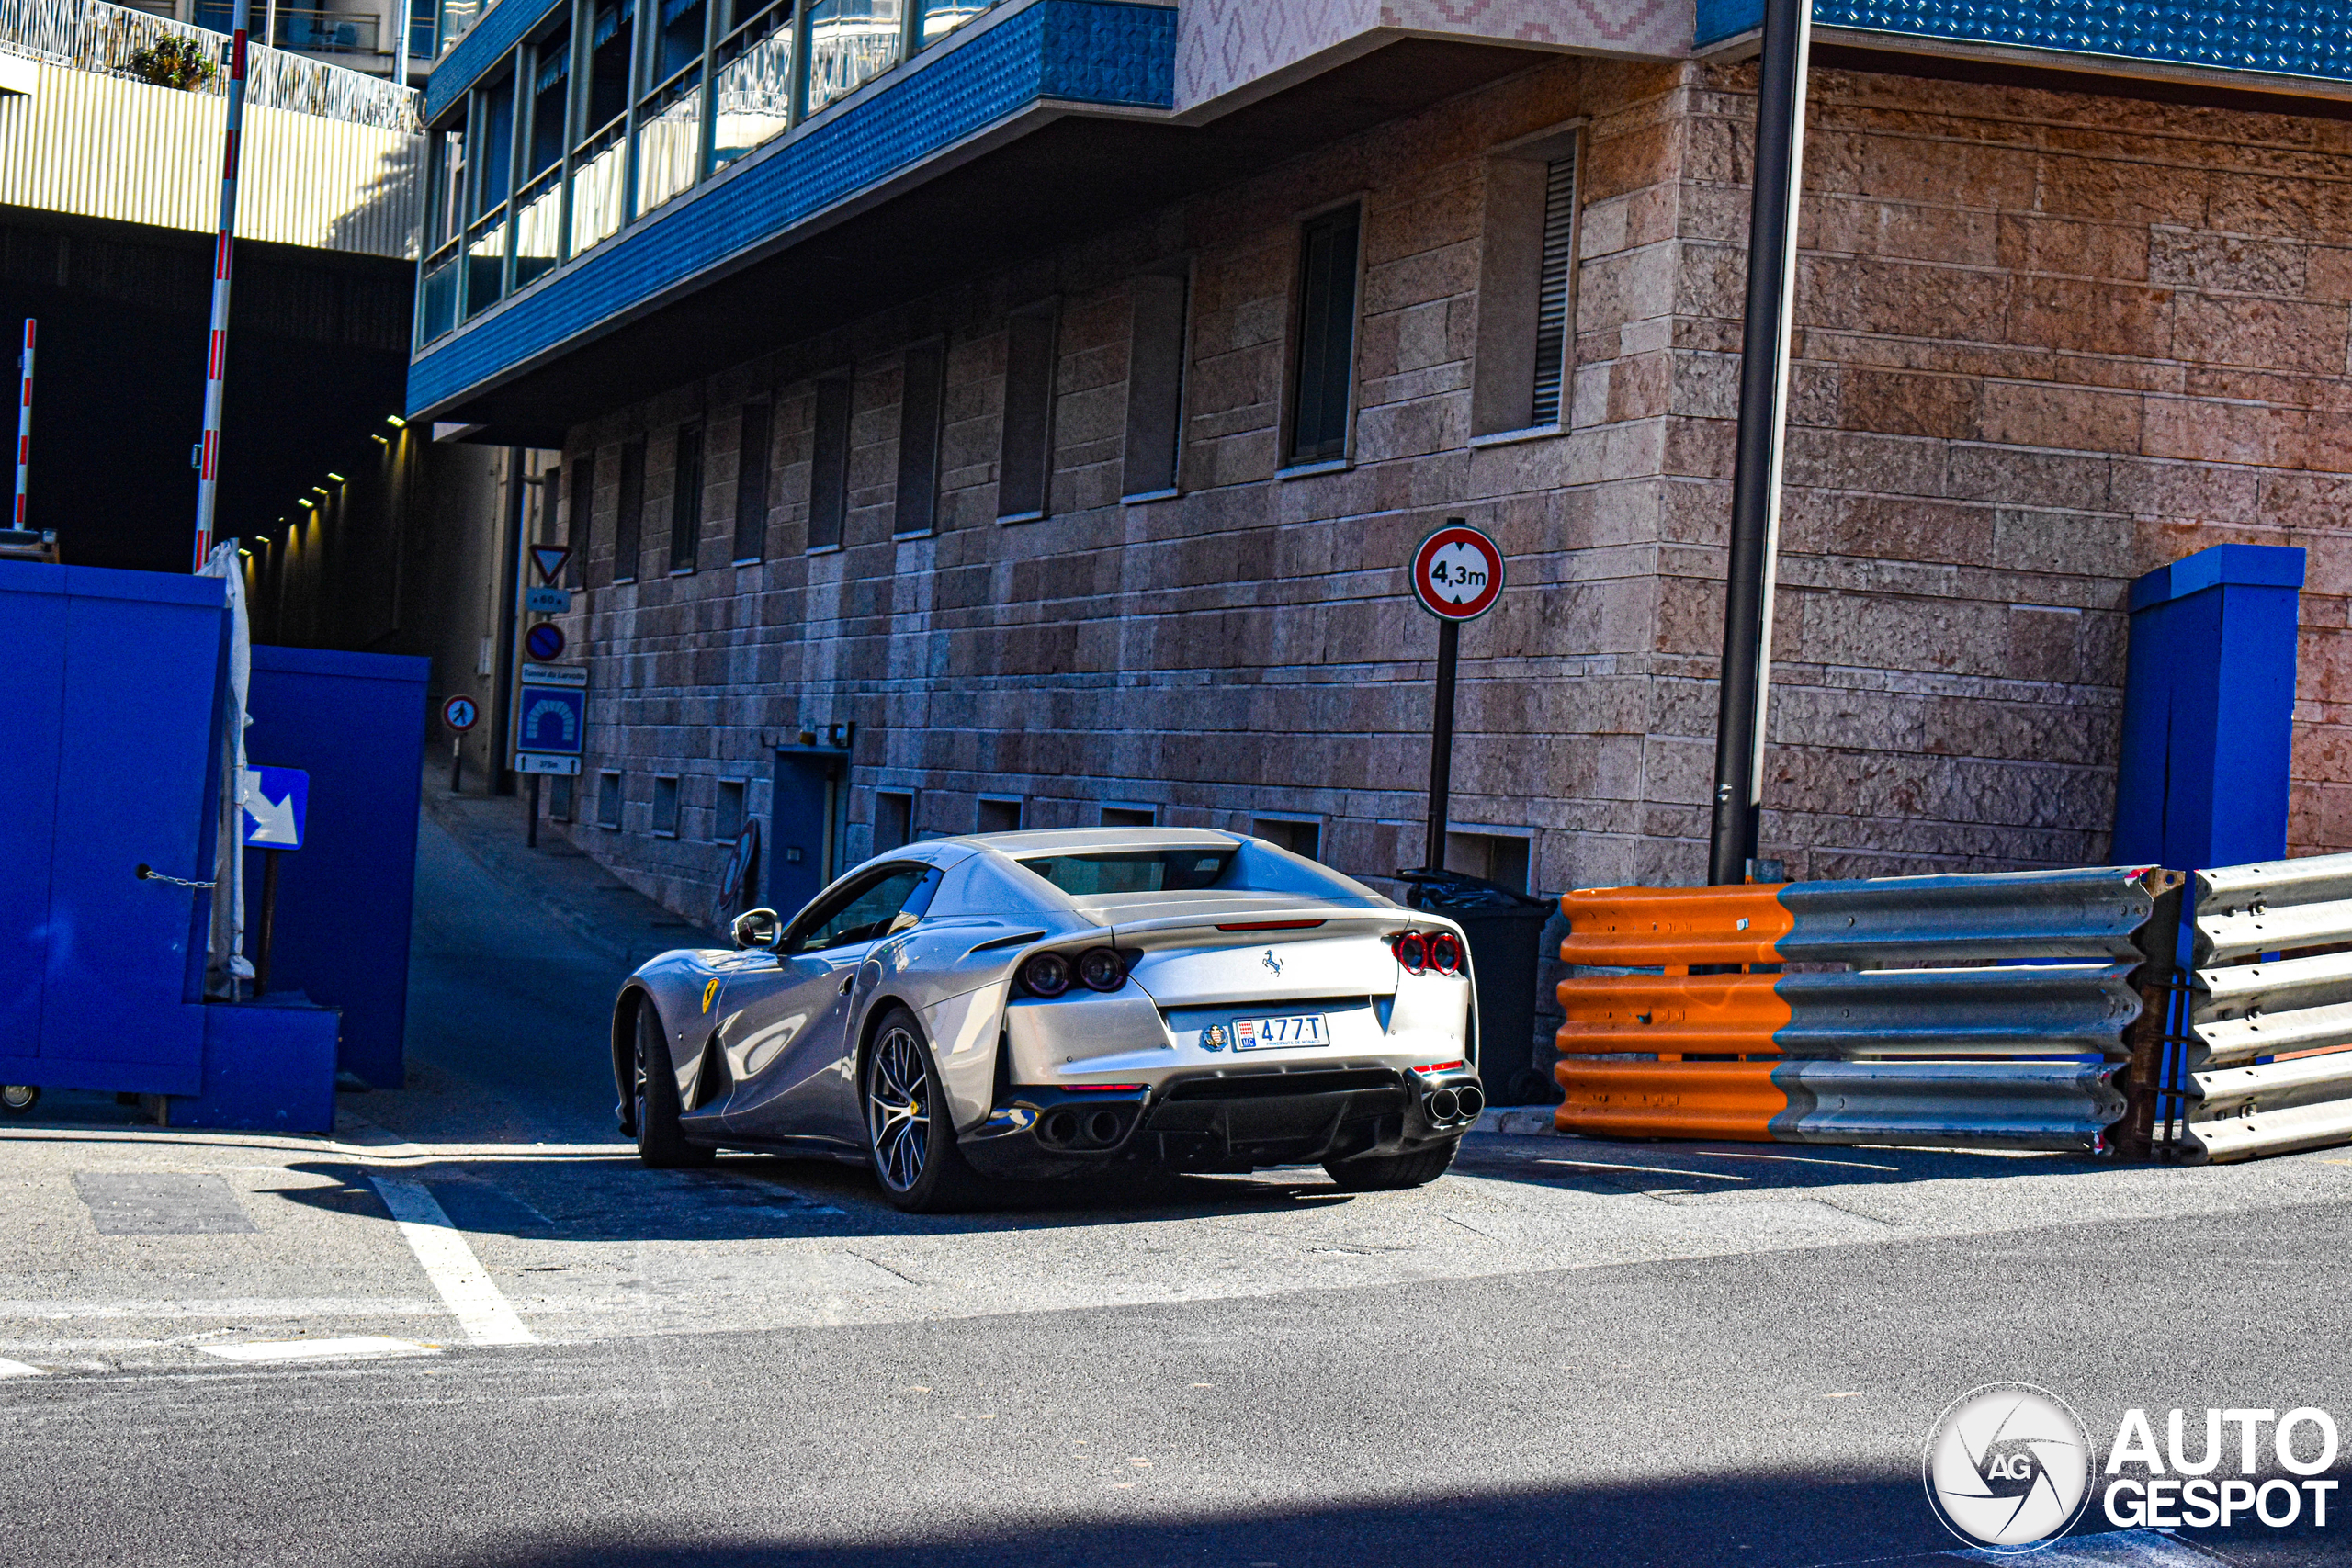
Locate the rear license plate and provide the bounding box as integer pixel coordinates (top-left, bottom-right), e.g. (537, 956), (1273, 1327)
(1234, 1013), (1330, 1050)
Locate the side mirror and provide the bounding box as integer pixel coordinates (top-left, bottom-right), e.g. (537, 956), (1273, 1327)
(731, 908), (780, 950)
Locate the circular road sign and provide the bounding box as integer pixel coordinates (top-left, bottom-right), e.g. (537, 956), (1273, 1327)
(524, 623), (567, 662)
(1410, 523), (1505, 621)
(441, 694), (479, 733)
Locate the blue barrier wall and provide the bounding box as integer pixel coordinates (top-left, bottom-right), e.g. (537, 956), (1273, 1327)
(244, 645), (431, 1088)
(0, 561), (226, 1097)
(2113, 544), (2306, 871)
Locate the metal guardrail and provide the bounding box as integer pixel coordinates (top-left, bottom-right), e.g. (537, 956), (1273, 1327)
(1555, 867), (2179, 1155)
(0, 0), (419, 130)
(2174, 850), (2352, 1162)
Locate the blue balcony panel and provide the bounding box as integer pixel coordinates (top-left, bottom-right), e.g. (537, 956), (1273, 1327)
(427, 0), (569, 121)
(409, 0), (1174, 418)
(1697, 0), (2352, 84)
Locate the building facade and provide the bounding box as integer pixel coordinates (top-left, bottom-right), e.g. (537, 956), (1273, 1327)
(406, 0), (2352, 937)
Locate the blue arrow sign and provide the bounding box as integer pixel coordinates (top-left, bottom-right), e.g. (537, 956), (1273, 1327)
(241, 764), (309, 851)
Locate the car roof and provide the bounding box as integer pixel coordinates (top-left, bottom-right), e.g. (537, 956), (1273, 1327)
(930, 828), (1246, 857)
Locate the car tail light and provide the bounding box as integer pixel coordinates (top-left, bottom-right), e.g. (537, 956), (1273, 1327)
(1077, 946), (1126, 993)
(1020, 951), (1072, 998)
(1412, 1060), (1467, 1075)
(1068, 1084), (1145, 1092)
(1216, 919), (1326, 932)
(1428, 931), (1464, 976)
(1393, 931), (1428, 974)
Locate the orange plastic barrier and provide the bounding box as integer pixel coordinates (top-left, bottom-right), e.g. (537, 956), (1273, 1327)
(1551, 1060), (1784, 1141)
(1558, 884), (1793, 968)
(1555, 972), (1790, 1058)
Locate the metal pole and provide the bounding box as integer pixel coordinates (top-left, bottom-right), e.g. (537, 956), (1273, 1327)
(526, 772), (540, 848)
(1424, 618), (1459, 874)
(1706, 0), (1813, 886)
(451, 733), (462, 794)
(392, 0), (409, 85)
(11, 318), (32, 529)
(254, 847), (280, 995)
(191, 0), (253, 571)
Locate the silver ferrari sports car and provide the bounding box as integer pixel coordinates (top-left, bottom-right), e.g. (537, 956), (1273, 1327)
(611, 829), (1484, 1211)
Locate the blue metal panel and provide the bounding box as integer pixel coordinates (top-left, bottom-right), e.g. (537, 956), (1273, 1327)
(1697, 0), (2352, 82)
(244, 645), (431, 1088)
(2113, 544), (2306, 872)
(769, 750), (842, 919)
(425, 0), (569, 123)
(410, 0), (1177, 413)
(0, 563), (66, 1063)
(177, 997), (341, 1133)
(11, 566), (227, 1097)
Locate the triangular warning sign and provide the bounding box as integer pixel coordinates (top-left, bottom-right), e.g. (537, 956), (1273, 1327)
(531, 546), (572, 584)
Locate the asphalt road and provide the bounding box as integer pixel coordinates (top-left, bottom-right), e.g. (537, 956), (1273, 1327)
(2, 792), (2347, 1568)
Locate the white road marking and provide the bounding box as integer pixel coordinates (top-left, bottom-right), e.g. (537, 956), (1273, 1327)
(368, 1177), (537, 1346)
(0, 1298), (444, 1320)
(1535, 1158), (1754, 1182)
(0, 1358), (47, 1378)
(198, 1337), (437, 1363)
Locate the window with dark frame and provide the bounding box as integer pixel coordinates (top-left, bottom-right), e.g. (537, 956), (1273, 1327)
(613, 438), (645, 583)
(670, 420), (704, 574)
(1122, 271), (1187, 498)
(895, 339), (944, 536)
(875, 789), (914, 853)
(716, 779), (746, 842)
(1529, 152), (1579, 427)
(733, 400), (771, 563)
(808, 375), (852, 551)
(997, 305), (1057, 521)
(1288, 205), (1361, 467)
(652, 774), (681, 837)
(565, 453), (593, 588)
(597, 770), (623, 829)
(549, 773), (574, 822)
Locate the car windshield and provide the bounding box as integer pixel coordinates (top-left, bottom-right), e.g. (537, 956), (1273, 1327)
(1015, 849), (1234, 897)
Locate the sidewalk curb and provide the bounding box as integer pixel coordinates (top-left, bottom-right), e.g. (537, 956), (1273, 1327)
(1472, 1106), (1559, 1137)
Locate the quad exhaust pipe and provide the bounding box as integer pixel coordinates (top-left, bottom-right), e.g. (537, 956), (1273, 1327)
(1037, 1106), (1133, 1149)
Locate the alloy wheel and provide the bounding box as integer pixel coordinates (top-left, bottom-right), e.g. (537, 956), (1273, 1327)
(867, 1026), (930, 1192)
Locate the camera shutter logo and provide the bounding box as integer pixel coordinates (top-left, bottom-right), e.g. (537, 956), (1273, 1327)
(1923, 1383), (2094, 1551)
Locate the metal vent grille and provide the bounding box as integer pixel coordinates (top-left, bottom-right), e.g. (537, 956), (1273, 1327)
(1529, 150), (1577, 427)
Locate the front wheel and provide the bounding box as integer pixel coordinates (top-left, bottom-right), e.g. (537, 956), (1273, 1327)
(632, 998), (714, 1170)
(864, 1009), (986, 1213)
(1323, 1141), (1457, 1191)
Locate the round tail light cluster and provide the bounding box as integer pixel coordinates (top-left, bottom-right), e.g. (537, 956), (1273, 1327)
(1020, 947), (1128, 997)
(1391, 930), (1464, 976)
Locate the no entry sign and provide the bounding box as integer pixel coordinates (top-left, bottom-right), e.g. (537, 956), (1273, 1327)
(1410, 523), (1504, 621)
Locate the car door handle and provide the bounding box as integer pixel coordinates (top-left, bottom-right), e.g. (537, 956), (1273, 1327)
(839, 974), (855, 995)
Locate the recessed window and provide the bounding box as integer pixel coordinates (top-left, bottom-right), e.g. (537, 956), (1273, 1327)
(1254, 817), (1322, 863)
(715, 779), (746, 842)
(1288, 205), (1361, 467)
(997, 304), (1057, 522)
(652, 774), (682, 838)
(1123, 269), (1188, 499)
(669, 420), (703, 574)
(1445, 830), (1532, 892)
(548, 773), (574, 822)
(612, 438), (645, 583)
(1472, 129), (1582, 437)
(808, 374), (852, 551)
(895, 338), (944, 537)
(977, 795), (1023, 834)
(875, 789), (914, 852)
(597, 769), (623, 829)
(564, 453), (593, 588)
(1102, 804), (1156, 828)
(734, 400), (771, 564)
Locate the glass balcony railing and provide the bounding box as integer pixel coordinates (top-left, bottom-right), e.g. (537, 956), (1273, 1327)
(633, 66), (702, 218)
(915, 0), (985, 46)
(711, 0), (792, 169)
(274, 6), (379, 55)
(512, 166), (562, 288)
(464, 207), (506, 318)
(804, 0), (899, 115)
(420, 236), (459, 342)
(570, 115), (628, 254)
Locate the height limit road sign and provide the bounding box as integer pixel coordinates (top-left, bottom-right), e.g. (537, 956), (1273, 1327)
(1411, 522), (1504, 621)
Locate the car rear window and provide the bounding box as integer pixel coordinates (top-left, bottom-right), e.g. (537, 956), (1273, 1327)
(1015, 850), (1234, 897)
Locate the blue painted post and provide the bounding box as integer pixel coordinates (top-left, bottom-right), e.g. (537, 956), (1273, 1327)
(2113, 543), (2305, 872)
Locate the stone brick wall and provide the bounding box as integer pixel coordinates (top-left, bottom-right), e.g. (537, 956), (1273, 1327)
(542, 48), (2352, 953)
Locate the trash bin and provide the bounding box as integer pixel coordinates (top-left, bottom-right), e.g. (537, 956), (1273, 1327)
(1400, 869), (1555, 1106)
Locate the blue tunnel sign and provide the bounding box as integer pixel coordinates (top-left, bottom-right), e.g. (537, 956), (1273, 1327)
(515, 661), (587, 775)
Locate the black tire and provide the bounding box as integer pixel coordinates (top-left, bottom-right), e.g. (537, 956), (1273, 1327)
(1323, 1140), (1458, 1191)
(1, 1085), (37, 1115)
(863, 1007), (986, 1213)
(632, 997), (715, 1169)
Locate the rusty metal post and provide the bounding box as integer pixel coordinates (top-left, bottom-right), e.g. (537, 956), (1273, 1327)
(2118, 869), (2187, 1159)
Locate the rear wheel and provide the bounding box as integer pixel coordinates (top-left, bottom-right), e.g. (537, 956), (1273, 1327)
(1323, 1140), (1457, 1191)
(632, 998), (715, 1170)
(864, 1009), (986, 1213)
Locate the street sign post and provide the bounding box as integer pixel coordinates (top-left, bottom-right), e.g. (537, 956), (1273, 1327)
(1408, 520), (1505, 874)
(238, 763), (307, 995)
(441, 694), (478, 793)
(515, 661), (585, 777)
(525, 585), (571, 614)
(529, 545), (571, 584)
(524, 623), (566, 662)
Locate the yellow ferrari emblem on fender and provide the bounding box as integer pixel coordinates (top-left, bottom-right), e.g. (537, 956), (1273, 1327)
(702, 977), (720, 1014)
